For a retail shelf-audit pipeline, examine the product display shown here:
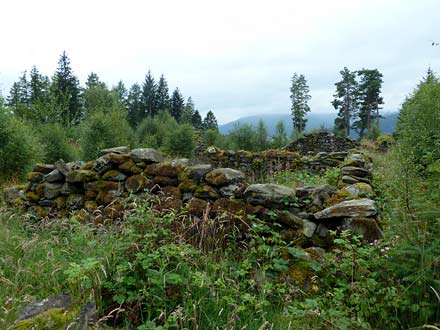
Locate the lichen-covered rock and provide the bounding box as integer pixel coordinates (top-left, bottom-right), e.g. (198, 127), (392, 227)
(92, 156), (113, 174)
(98, 146), (130, 157)
(44, 169), (64, 183)
(219, 184), (243, 198)
(314, 198), (377, 220)
(145, 162), (179, 177)
(343, 182), (373, 197)
(66, 194), (85, 210)
(303, 219), (317, 238)
(274, 211), (304, 229)
(96, 190), (123, 205)
(184, 164), (212, 182)
(66, 170), (99, 183)
(341, 166), (370, 178)
(130, 148), (164, 163)
(16, 294), (71, 321)
(85, 180), (123, 193)
(118, 159), (136, 172)
(54, 159), (71, 176)
(194, 185), (219, 200)
(125, 174), (152, 193)
(43, 182), (63, 199)
(244, 184), (297, 208)
(341, 217), (383, 242)
(205, 168), (245, 186)
(3, 187), (25, 205)
(33, 164), (56, 174)
(102, 170), (127, 181)
(153, 176), (178, 187)
(15, 294), (96, 330)
(296, 184), (337, 208)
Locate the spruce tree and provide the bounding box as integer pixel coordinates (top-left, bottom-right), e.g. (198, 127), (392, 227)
(272, 120), (288, 148)
(354, 69), (384, 138)
(332, 67), (358, 137)
(127, 83), (143, 127)
(170, 87), (184, 122)
(191, 110), (203, 130)
(51, 51), (82, 126)
(290, 73), (311, 135)
(156, 74), (170, 113)
(182, 97), (195, 124)
(141, 70), (157, 117)
(29, 66), (50, 105)
(202, 110), (218, 131)
(112, 80), (128, 105)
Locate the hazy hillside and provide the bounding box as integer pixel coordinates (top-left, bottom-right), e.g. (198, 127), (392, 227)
(219, 112), (398, 136)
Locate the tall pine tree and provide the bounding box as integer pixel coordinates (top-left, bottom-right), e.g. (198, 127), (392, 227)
(192, 110), (203, 130)
(156, 74), (170, 113)
(354, 69), (384, 138)
(170, 87), (184, 122)
(127, 83), (143, 127)
(51, 51), (82, 126)
(182, 97), (195, 124)
(202, 110), (218, 131)
(290, 73), (311, 135)
(332, 67), (358, 137)
(142, 70), (157, 117)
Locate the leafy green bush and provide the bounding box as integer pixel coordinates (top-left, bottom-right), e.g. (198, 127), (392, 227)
(36, 123), (79, 163)
(136, 112), (179, 149)
(163, 123), (195, 157)
(80, 109), (133, 160)
(0, 109), (44, 181)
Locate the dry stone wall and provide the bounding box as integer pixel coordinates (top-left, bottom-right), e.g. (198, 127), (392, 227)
(3, 145), (381, 246)
(285, 131), (359, 155)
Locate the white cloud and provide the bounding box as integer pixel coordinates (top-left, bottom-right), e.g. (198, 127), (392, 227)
(1, 0), (439, 123)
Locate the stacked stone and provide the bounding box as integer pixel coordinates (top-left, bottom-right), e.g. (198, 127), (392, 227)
(284, 131), (359, 155)
(3, 147), (381, 245)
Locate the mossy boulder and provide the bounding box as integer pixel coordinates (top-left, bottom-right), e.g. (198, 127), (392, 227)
(145, 162), (179, 177)
(153, 176), (178, 187)
(341, 217), (383, 242)
(66, 194), (85, 210)
(314, 198), (377, 220)
(178, 179), (198, 192)
(98, 146), (130, 157)
(3, 187), (26, 206)
(54, 196), (66, 209)
(102, 170), (127, 181)
(66, 170), (99, 183)
(85, 200), (98, 212)
(194, 185), (219, 200)
(125, 174), (152, 193)
(342, 182), (373, 198)
(96, 190), (123, 205)
(183, 164), (212, 182)
(43, 169), (64, 183)
(85, 180), (123, 193)
(205, 168), (245, 186)
(244, 184), (297, 208)
(25, 191), (41, 203)
(341, 166), (370, 178)
(118, 160), (136, 172)
(130, 148), (164, 163)
(43, 182), (63, 199)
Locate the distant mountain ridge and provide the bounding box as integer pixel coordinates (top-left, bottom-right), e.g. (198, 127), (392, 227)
(219, 112), (398, 137)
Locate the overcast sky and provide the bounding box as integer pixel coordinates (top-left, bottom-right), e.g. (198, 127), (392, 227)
(0, 0), (439, 123)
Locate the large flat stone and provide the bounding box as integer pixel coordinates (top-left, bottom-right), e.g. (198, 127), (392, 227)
(314, 198), (377, 220)
(130, 148), (164, 163)
(244, 184), (297, 208)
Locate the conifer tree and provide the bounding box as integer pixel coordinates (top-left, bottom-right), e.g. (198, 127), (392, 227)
(191, 110), (203, 130)
(156, 74), (170, 113)
(181, 97), (195, 124)
(290, 73), (311, 135)
(112, 80), (128, 105)
(332, 67), (358, 136)
(127, 83), (143, 127)
(202, 110), (218, 131)
(272, 120), (288, 148)
(29, 66), (50, 105)
(141, 70), (157, 117)
(354, 69), (384, 138)
(83, 72), (115, 115)
(51, 51), (82, 126)
(255, 120), (268, 150)
(170, 87), (184, 122)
